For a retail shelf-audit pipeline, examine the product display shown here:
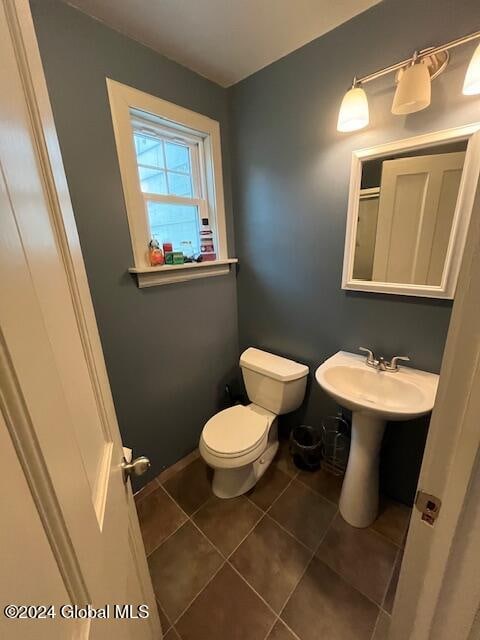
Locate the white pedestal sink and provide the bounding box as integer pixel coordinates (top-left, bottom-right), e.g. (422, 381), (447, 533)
(316, 351), (438, 528)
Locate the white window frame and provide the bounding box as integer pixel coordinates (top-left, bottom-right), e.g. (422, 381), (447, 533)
(107, 79), (236, 287)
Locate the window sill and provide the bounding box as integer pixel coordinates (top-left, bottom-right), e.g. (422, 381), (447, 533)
(128, 258), (238, 288)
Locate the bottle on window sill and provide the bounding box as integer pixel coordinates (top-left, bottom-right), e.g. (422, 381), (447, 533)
(200, 218), (216, 261)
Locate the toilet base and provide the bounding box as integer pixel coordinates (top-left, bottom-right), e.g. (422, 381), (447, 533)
(211, 441), (279, 499)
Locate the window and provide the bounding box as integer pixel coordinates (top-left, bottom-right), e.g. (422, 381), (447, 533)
(107, 80), (236, 287)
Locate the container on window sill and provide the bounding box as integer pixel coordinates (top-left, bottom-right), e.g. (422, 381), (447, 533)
(200, 218), (216, 261)
(148, 239), (164, 266)
(162, 241), (173, 255)
(165, 251), (184, 265)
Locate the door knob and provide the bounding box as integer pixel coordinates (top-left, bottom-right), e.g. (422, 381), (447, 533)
(121, 456), (151, 482)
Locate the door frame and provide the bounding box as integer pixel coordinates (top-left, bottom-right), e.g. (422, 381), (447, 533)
(390, 177), (480, 639)
(2, 0), (160, 635)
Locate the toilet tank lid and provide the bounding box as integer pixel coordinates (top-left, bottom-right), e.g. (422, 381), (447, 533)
(240, 348), (309, 382)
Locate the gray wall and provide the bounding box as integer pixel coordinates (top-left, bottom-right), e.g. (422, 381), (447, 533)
(229, 0), (480, 503)
(30, 0), (238, 488)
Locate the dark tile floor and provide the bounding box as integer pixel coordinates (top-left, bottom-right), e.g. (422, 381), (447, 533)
(136, 442), (410, 640)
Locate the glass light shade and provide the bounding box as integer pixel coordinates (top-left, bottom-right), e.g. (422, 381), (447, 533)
(392, 62), (431, 115)
(337, 86), (369, 132)
(463, 43), (480, 95)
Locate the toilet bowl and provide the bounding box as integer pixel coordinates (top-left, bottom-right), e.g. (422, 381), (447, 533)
(200, 347), (309, 499)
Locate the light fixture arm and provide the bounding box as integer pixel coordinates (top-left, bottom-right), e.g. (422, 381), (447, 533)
(356, 29), (480, 86)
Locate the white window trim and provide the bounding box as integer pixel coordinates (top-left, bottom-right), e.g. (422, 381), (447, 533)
(107, 79), (237, 287)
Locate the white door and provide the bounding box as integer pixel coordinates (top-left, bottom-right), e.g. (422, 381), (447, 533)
(372, 151), (465, 285)
(389, 178), (480, 639)
(0, 1), (160, 639)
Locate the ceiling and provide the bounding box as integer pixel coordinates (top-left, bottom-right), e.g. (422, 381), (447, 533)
(64, 0), (381, 87)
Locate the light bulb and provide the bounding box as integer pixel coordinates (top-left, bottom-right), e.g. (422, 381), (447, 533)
(392, 61), (431, 115)
(337, 85), (369, 132)
(463, 42), (480, 95)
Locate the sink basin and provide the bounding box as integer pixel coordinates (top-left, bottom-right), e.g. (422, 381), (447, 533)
(316, 351), (437, 421)
(316, 351), (439, 527)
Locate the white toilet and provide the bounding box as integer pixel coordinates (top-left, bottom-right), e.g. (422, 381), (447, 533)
(199, 347), (309, 499)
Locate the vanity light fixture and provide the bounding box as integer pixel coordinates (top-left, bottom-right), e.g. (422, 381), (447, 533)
(337, 78), (369, 132)
(463, 42), (480, 95)
(337, 29), (480, 133)
(391, 52), (431, 115)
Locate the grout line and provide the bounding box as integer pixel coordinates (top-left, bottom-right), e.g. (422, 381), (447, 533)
(274, 547), (317, 637)
(264, 474), (296, 514)
(314, 551), (389, 612)
(189, 496), (215, 520)
(370, 612), (381, 640)
(243, 467), (295, 517)
(261, 614), (279, 640)
(227, 559), (285, 620)
(188, 512), (231, 560)
(369, 523), (405, 549)
(262, 476), (339, 552)
(369, 609), (391, 640)
(155, 596), (171, 635)
(171, 559), (226, 628)
(225, 511), (267, 560)
(294, 473), (342, 508)
(378, 544), (402, 616)
(146, 517), (189, 559)
(134, 476), (161, 505)
(262, 512), (314, 554)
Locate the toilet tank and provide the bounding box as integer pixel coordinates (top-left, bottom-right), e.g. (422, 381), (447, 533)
(240, 348), (309, 415)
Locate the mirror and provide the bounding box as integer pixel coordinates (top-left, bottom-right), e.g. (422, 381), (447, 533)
(342, 125), (480, 299)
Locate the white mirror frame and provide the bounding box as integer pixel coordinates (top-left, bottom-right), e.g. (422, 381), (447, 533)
(342, 123), (480, 299)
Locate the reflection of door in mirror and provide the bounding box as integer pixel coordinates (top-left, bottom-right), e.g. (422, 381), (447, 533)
(372, 151), (465, 285)
(353, 188), (379, 280)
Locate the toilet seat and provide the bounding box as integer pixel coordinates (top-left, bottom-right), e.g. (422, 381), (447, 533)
(201, 405), (270, 459)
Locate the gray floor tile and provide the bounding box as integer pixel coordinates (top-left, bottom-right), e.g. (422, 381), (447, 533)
(247, 465), (291, 511)
(269, 479), (337, 550)
(148, 521), (223, 621)
(176, 564), (275, 640)
(273, 439), (299, 477)
(317, 514), (397, 604)
(137, 486), (187, 555)
(281, 557), (378, 640)
(193, 495), (263, 556)
(163, 458), (213, 515)
(297, 467), (344, 505)
(371, 499), (411, 546)
(231, 515), (311, 612)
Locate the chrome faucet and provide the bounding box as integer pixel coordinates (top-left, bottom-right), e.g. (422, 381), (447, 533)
(359, 347), (410, 372)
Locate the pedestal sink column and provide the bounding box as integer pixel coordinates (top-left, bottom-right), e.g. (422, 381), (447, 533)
(339, 412), (386, 528)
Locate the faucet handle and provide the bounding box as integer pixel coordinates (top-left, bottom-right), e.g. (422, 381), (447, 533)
(359, 347), (376, 365)
(387, 355), (410, 371)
